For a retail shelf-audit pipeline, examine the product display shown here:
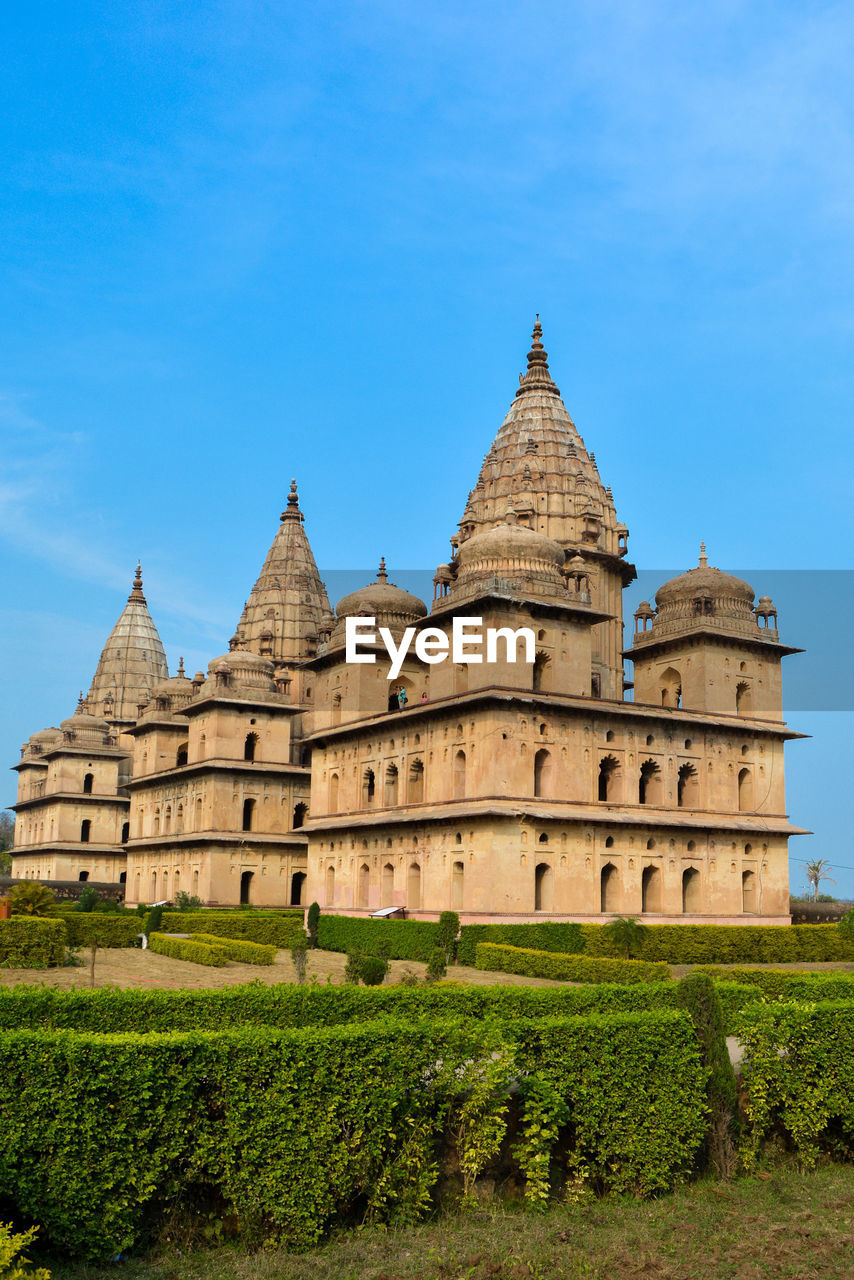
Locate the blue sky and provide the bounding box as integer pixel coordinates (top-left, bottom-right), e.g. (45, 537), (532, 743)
(1, 1), (852, 895)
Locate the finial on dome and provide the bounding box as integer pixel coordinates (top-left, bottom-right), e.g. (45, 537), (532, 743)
(129, 562), (146, 602)
(377, 557), (388, 583)
(281, 478), (303, 522)
(515, 314), (560, 399)
(699, 542), (708, 568)
(77, 692), (85, 713)
(177, 657), (185, 678)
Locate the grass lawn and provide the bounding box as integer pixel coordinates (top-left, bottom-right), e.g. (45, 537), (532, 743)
(46, 1164), (854, 1280)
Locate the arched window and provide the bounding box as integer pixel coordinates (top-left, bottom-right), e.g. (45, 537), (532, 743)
(737, 768), (753, 812)
(451, 859), (464, 909)
(82, 772), (94, 794)
(358, 862), (370, 909)
(598, 755), (619, 802)
(244, 733), (259, 762)
(382, 862), (395, 907)
(362, 769), (376, 806)
(682, 867), (701, 913)
(408, 758), (424, 803)
(638, 759), (662, 805)
(80, 819), (91, 843)
(453, 750), (466, 799)
(121, 821), (129, 843)
(176, 742), (189, 767)
(240, 870), (254, 905)
(164, 805), (172, 834)
(193, 869), (199, 897)
(534, 862), (553, 911)
(641, 864), (662, 913)
(659, 667), (682, 709)
(533, 749), (552, 799)
(600, 863), (619, 912)
(384, 764), (399, 807)
(153, 808), (161, 836)
(290, 870), (306, 906)
(742, 869), (757, 913)
(151, 870), (157, 899)
(736, 681), (752, 715)
(293, 802), (307, 829)
(329, 772), (339, 813)
(408, 862), (421, 910)
(78, 869), (89, 882)
(325, 864), (335, 905)
(532, 652), (549, 692)
(176, 803), (183, 834)
(242, 798), (256, 831)
(195, 797), (203, 830)
(677, 763), (699, 808)
(119, 870), (126, 884)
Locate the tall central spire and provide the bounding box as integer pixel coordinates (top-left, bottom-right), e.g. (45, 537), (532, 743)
(86, 563), (169, 722)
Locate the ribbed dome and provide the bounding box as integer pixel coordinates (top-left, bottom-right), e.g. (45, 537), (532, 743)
(86, 564), (168, 721)
(655, 560), (754, 608)
(457, 519), (565, 571)
(335, 561), (428, 624)
(59, 710), (111, 746)
(202, 648), (276, 695)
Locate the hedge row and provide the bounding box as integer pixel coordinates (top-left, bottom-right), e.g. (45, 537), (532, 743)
(148, 934), (227, 966)
(454, 921), (854, 966)
(160, 912), (305, 947)
(697, 967), (854, 1001)
(0, 976), (759, 1034)
(317, 914), (441, 961)
(62, 914), (141, 949)
(0, 1009), (706, 1260)
(189, 933), (276, 965)
(475, 942), (669, 984)
(0, 919), (66, 968)
(737, 1000), (854, 1169)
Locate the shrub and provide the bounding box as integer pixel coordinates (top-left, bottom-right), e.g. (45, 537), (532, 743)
(0, 1221), (51, 1279)
(360, 955), (388, 986)
(291, 939), (308, 984)
(0, 1011), (706, 1259)
(74, 886), (100, 913)
(426, 948), (447, 983)
(437, 911), (459, 961)
(0, 918), (66, 969)
(161, 912), (305, 948)
(676, 972), (738, 1177)
(144, 905), (164, 938)
(189, 934), (276, 965)
(475, 942), (669, 984)
(173, 891), (203, 911)
(318, 915), (440, 962)
(62, 915), (140, 949)
(147, 934), (228, 966)
(344, 952), (363, 985)
(9, 882), (56, 918)
(307, 902), (320, 948)
(737, 1000), (854, 1170)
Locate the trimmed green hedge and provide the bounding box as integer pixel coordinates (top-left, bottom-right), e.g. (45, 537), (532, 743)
(697, 967), (854, 1001)
(737, 1000), (854, 1170)
(0, 918), (66, 968)
(0, 976), (759, 1035)
(62, 914), (140, 949)
(476, 942), (669, 984)
(160, 912), (305, 948)
(317, 914), (441, 961)
(189, 933), (276, 965)
(0, 1009), (706, 1260)
(456, 921), (854, 966)
(457, 922), (584, 966)
(148, 934), (228, 966)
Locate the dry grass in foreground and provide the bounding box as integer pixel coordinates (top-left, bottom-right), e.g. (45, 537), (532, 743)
(47, 1163), (854, 1280)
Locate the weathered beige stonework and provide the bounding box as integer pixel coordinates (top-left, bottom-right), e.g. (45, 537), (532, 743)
(11, 321), (805, 921)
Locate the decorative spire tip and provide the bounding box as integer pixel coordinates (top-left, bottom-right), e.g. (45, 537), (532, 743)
(699, 541), (708, 568)
(377, 557), (388, 583)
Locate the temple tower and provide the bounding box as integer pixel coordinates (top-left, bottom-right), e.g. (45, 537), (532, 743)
(86, 564), (169, 726)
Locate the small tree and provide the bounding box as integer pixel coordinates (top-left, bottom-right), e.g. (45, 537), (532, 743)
(344, 951), (363, 984)
(291, 939), (308, 984)
(676, 972), (739, 1178)
(9, 881), (56, 917)
(75, 886), (100, 913)
(805, 858), (835, 902)
(604, 914), (645, 959)
(426, 947), (447, 983)
(173, 891), (203, 911)
(0, 813), (14, 877)
(306, 901), (320, 948)
(437, 911), (459, 962)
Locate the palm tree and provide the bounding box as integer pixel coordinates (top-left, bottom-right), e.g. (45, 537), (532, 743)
(605, 915), (646, 959)
(805, 859), (835, 902)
